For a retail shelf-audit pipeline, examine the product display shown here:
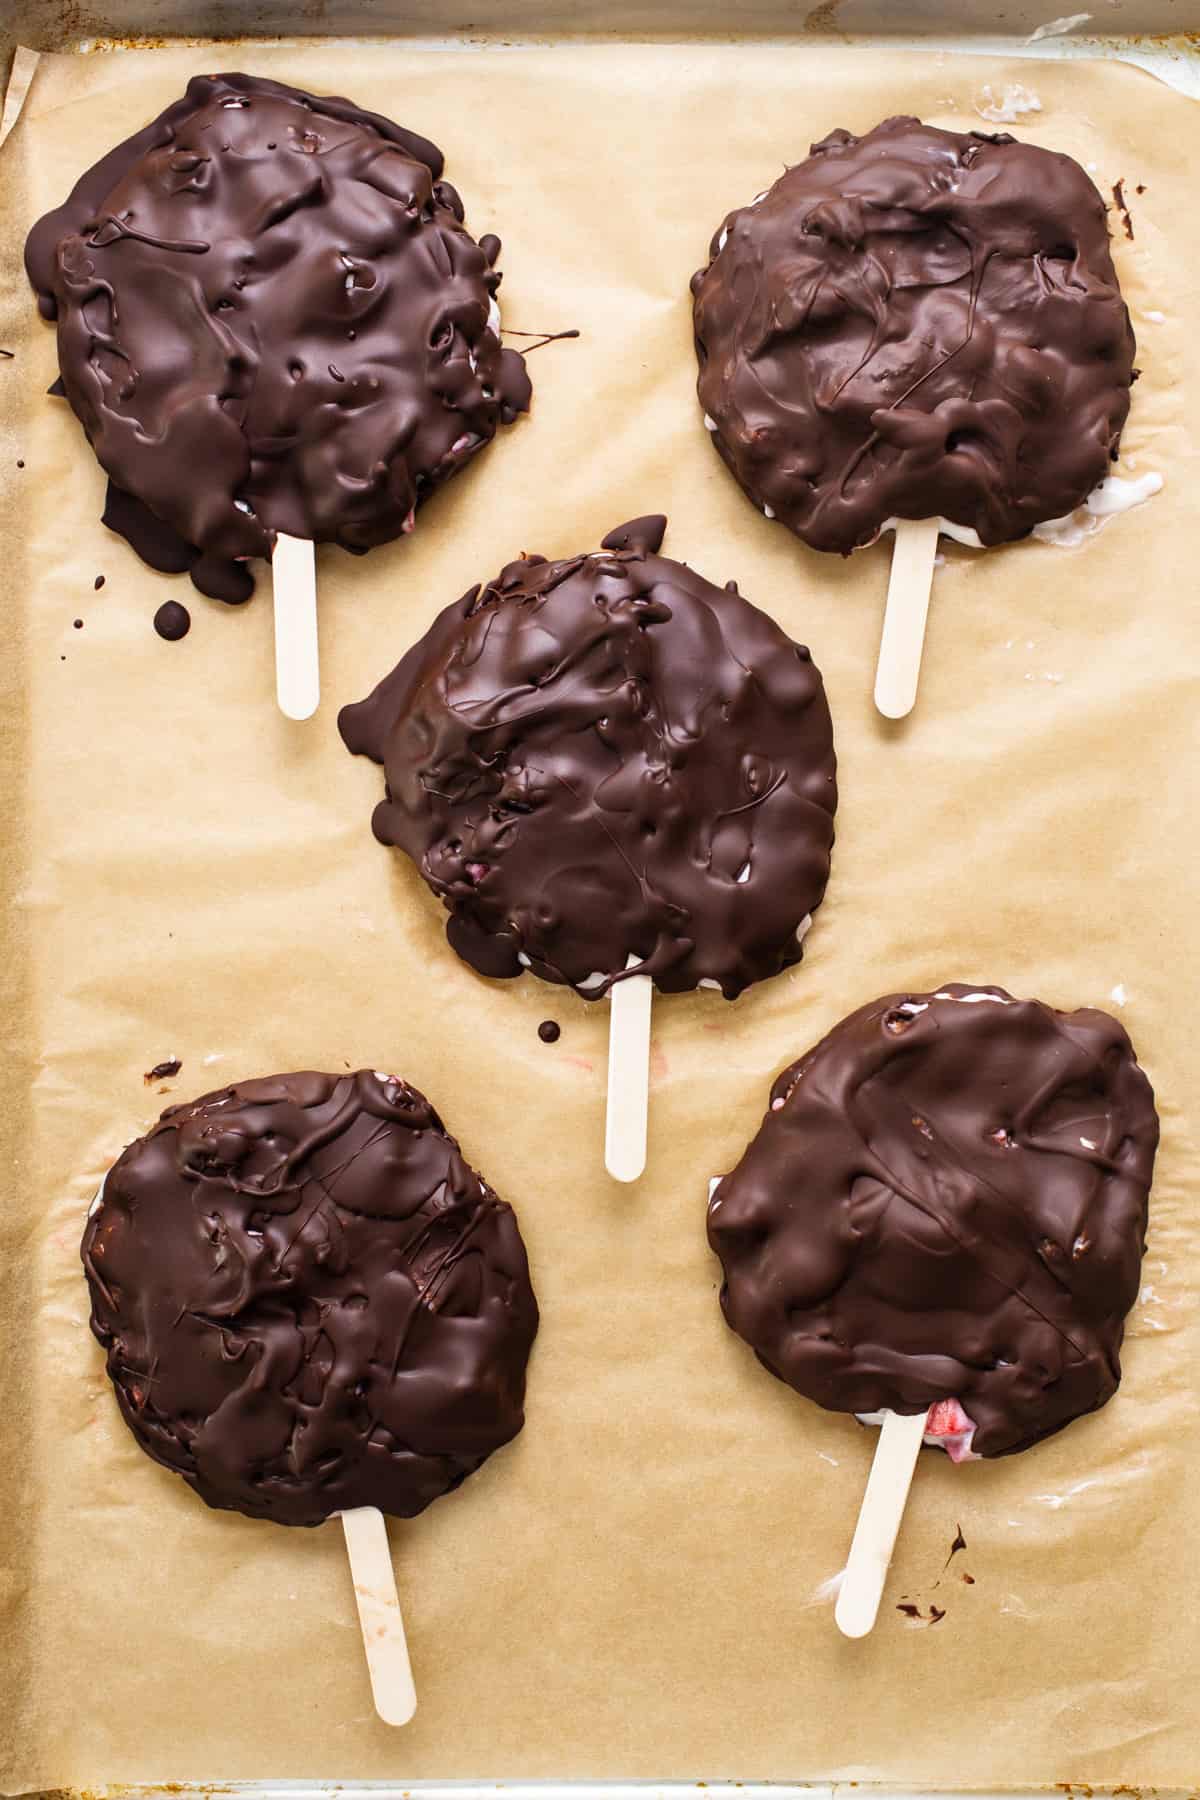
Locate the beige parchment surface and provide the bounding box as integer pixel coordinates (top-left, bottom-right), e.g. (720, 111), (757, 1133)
(0, 38), (1196, 1793)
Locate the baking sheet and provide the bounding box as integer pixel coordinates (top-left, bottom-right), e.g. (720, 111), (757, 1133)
(0, 38), (1196, 1794)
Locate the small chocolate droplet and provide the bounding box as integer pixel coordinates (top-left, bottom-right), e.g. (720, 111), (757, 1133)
(538, 1020), (561, 1044)
(144, 1057), (182, 1084)
(94, 574), (105, 590)
(73, 618), (83, 629)
(154, 600), (191, 641)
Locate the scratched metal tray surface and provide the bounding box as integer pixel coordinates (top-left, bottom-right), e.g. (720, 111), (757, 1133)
(1, 3), (1197, 1796)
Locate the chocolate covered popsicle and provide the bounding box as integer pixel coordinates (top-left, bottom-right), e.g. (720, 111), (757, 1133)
(26, 71), (531, 714)
(338, 514), (837, 1002)
(84, 1068), (538, 1524)
(691, 118), (1151, 713)
(708, 984), (1158, 1629)
(27, 72), (530, 606)
(83, 1068), (539, 1717)
(339, 515), (838, 1179)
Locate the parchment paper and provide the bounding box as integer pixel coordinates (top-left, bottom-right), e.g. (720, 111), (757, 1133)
(0, 39), (1196, 1793)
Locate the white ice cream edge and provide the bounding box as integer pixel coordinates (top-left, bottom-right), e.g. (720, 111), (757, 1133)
(747, 478), (1161, 551)
(869, 473), (1162, 553)
(715, 189), (769, 255)
(467, 295), (504, 378)
(879, 514), (984, 549)
(857, 1407), (980, 1459)
(1030, 471), (1163, 547)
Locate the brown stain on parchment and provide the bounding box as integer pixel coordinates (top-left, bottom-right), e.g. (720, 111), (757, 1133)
(803, 0), (844, 31)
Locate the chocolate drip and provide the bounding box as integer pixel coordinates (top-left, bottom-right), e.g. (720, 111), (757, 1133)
(27, 73), (531, 604)
(83, 1069), (539, 1526)
(692, 117), (1136, 553)
(339, 519), (837, 999)
(709, 985), (1158, 1456)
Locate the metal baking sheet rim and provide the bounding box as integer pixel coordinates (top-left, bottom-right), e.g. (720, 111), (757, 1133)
(4, 25), (1200, 135)
(1, 23), (1196, 1800)
(41, 1786), (1200, 1799)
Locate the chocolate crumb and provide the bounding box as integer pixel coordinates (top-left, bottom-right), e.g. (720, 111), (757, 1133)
(1136, 183), (1146, 195)
(538, 1020), (561, 1044)
(73, 619), (83, 629)
(1111, 178), (1135, 241)
(896, 1602), (921, 1619)
(929, 1604), (946, 1625)
(94, 575), (106, 590)
(144, 1057), (182, 1083)
(153, 600), (191, 641)
(16, 459), (24, 469)
(962, 1572), (976, 1584)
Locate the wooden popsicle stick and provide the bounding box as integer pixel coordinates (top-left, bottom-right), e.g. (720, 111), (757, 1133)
(605, 954), (653, 1183)
(835, 1408), (929, 1640)
(873, 518), (940, 720)
(271, 531), (319, 721)
(340, 1505), (417, 1726)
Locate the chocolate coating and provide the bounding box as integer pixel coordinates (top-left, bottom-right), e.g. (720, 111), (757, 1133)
(709, 985), (1158, 1456)
(692, 117), (1135, 553)
(26, 72), (530, 604)
(339, 516), (837, 999)
(82, 1069), (539, 1526)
